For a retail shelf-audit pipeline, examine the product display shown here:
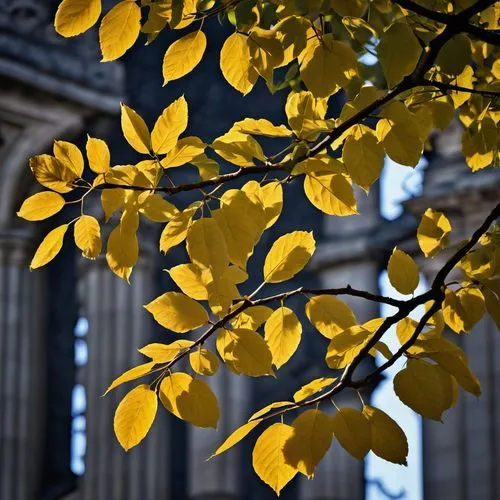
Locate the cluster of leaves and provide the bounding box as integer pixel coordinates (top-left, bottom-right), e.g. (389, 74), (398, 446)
(16, 0), (500, 495)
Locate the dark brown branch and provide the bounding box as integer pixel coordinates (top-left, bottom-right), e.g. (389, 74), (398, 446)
(163, 285), (405, 371)
(422, 79), (500, 99)
(262, 200), (500, 421)
(393, 0), (500, 46)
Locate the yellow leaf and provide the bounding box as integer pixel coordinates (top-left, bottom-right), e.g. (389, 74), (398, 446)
(55, 0), (102, 37)
(285, 91), (330, 141)
(304, 171), (357, 216)
(101, 188), (125, 222)
(463, 117), (498, 172)
(436, 34), (471, 76)
(205, 273), (240, 317)
(74, 215), (101, 259)
(325, 324), (371, 370)
(213, 190), (265, 268)
(484, 288), (500, 330)
(443, 287), (485, 333)
(30, 224), (68, 270)
(305, 295), (357, 339)
(264, 307), (302, 369)
(293, 377), (337, 403)
(299, 34), (358, 98)
(105, 217), (138, 282)
(233, 118), (292, 137)
(211, 419), (262, 458)
(86, 136), (110, 173)
(139, 193), (178, 222)
(230, 305), (273, 329)
(114, 385), (157, 451)
(159, 203), (199, 254)
(220, 32), (258, 95)
(225, 265), (249, 284)
(217, 328), (274, 377)
(450, 65), (474, 107)
(161, 137), (206, 169)
(29, 154), (75, 193)
(189, 347), (219, 376)
(151, 96), (189, 154)
(417, 208), (452, 257)
(105, 362), (155, 395)
(342, 130), (384, 191)
(159, 372), (219, 428)
(387, 248), (420, 295)
(191, 154), (219, 180)
(393, 358), (454, 420)
(376, 101), (423, 166)
(17, 191), (65, 221)
(377, 22), (422, 87)
(252, 423), (297, 495)
(363, 406), (408, 465)
(138, 339), (194, 362)
(99, 0), (141, 62)
(263, 231), (315, 283)
(284, 409), (333, 477)
(121, 104), (151, 154)
(163, 30), (207, 84)
(212, 130), (265, 167)
(249, 401), (295, 421)
(144, 291), (208, 333)
(429, 351), (481, 396)
(53, 140), (84, 178)
(331, 407), (371, 460)
(248, 27), (284, 84)
(169, 263), (208, 300)
(261, 182), (283, 228)
(186, 218), (229, 275)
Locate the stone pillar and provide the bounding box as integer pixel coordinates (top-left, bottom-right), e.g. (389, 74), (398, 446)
(0, 230), (46, 499)
(301, 187), (381, 500)
(80, 243), (169, 500)
(188, 371), (249, 500)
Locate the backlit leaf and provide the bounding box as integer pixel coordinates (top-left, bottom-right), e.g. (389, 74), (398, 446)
(74, 215), (102, 259)
(159, 372), (219, 428)
(252, 423), (297, 495)
(121, 104), (151, 154)
(55, 0), (102, 37)
(100, 0), (141, 62)
(30, 224), (69, 270)
(144, 291), (209, 333)
(387, 248), (420, 295)
(17, 191), (65, 221)
(305, 295), (357, 339)
(331, 407), (371, 460)
(363, 406), (408, 465)
(211, 419), (262, 459)
(417, 208), (452, 258)
(163, 30), (207, 85)
(105, 362), (155, 395)
(284, 409), (333, 477)
(114, 385), (157, 451)
(151, 96), (189, 154)
(263, 231), (315, 283)
(264, 307), (302, 369)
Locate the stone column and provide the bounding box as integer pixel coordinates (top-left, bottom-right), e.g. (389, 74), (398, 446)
(80, 241), (169, 500)
(0, 230), (46, 500)
(188, 371), (249, 500)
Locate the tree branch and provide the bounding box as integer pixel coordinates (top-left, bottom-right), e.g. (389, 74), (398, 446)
(422, 79), (500, 99)
(393, 0), (500, 46)
(261, 200), (500, 421)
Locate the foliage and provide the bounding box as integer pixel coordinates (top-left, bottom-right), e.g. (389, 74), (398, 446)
(17, 0), (500, 495)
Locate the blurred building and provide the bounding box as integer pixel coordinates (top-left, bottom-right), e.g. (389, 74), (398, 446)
(0, 2), (499, 500)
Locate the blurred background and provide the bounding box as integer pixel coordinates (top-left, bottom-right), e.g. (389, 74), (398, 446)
(1, 1), (499, 499)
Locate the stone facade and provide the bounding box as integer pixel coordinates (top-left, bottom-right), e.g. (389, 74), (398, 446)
(0, 3), (499, 500)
